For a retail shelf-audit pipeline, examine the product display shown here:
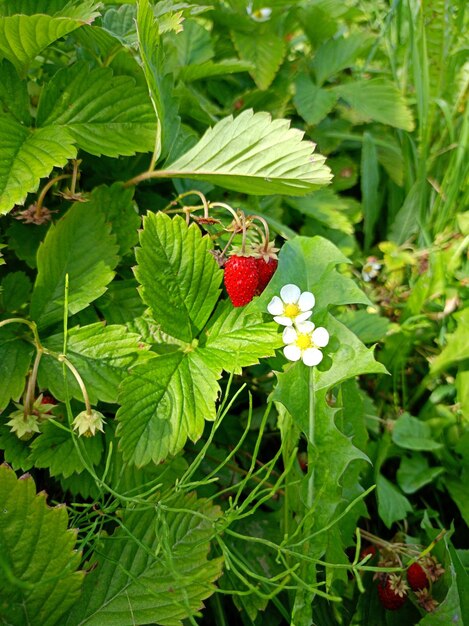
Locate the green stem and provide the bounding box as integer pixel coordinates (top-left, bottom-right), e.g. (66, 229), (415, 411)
(307, 367), (316, 507)
(58, 355), (92, 414)
(0, 318), (42, 348)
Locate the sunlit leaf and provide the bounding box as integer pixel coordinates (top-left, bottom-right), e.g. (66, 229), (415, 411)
(162, 109), (332, 195)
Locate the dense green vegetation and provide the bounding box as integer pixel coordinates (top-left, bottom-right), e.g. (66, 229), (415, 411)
(0, 1), (467, 624)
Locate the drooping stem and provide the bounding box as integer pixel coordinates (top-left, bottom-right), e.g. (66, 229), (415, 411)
(0, 318), (42, 349)
(251, 214), (271, 250)
(209, 202), (244, 231)
(34, 174), (71, 219)
(163, 190), (210, 218)
(58, 355), (92, 414)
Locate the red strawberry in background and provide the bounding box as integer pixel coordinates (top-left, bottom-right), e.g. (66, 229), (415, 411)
(359, 545), (377, 561)
(407, 562), (429, 591)
(377, 575), (408, 611)
(253, 239), (279, 295)
(255, 257), (278, 294)
(224, 255), (259, 307)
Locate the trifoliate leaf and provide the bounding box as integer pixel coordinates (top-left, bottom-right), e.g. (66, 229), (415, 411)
(0, 464), (84, 626)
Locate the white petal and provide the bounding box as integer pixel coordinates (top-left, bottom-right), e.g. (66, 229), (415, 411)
(280, 284), (301, 303)
(296, 321), (315, 334)
(282, 326), (297, 344)
(302, 348), (323, 366)
(267, 296), (284, 315)
(274, 315), (293, 326)
(312, 327), (329, 347)
(284, 344), (302, 361)
(298, 291), (315, 311)
(296, 310), (313, 324)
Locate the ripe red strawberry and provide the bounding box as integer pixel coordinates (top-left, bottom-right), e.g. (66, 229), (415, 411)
(377, 577), (408, 611)
(224, 255), (259, 307)
(407, 562), (429, 591)
(41, 395), (56, 405)
(255, 257), (278, 295)
(360, 545), (377, 561)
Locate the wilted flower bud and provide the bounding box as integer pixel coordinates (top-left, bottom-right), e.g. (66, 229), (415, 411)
(7, 410), (41, 440)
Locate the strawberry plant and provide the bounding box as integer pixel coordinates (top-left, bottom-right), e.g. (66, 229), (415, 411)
(0, 1), (468, 625)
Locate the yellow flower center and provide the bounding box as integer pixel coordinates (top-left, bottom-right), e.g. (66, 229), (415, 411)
(284, 303), (300, 318)
(296, 333), (313, 350)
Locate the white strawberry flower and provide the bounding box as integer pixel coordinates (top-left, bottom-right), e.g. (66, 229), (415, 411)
(362, 257), (382, 282)
(267, 283), (315, 326)
(247, 3), (272, 21)
(282, 321), (329, 366)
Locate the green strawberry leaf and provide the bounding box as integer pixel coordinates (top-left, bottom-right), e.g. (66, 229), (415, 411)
(136, 0), (180, 160)
(38, 323), (149, 404)
(0, 116), (76, 215)
(293, 74), (338, 126)
(160, 109), (332, 195)
(311, 33), (372, 86)
(254, 235), (371, 314)
(0, 464), (84, 626)
(116, 351), (220, 466)
(331, 78), (415, 131)
(0, 60), (31, 124)
(79, 183), (140, 257)
(0, 2), (101, 73)
(231, 28), (286, 90)
(0, 271), (32, 313)
(0, 425), (33, 471)
(199, 299), (283, 374)
(180, 59), (253, 81)
(0, 327), (34, 410)
(36, 62), (157, 157)
(30, 202), (119, 330)
(134, 212), (223, 343)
